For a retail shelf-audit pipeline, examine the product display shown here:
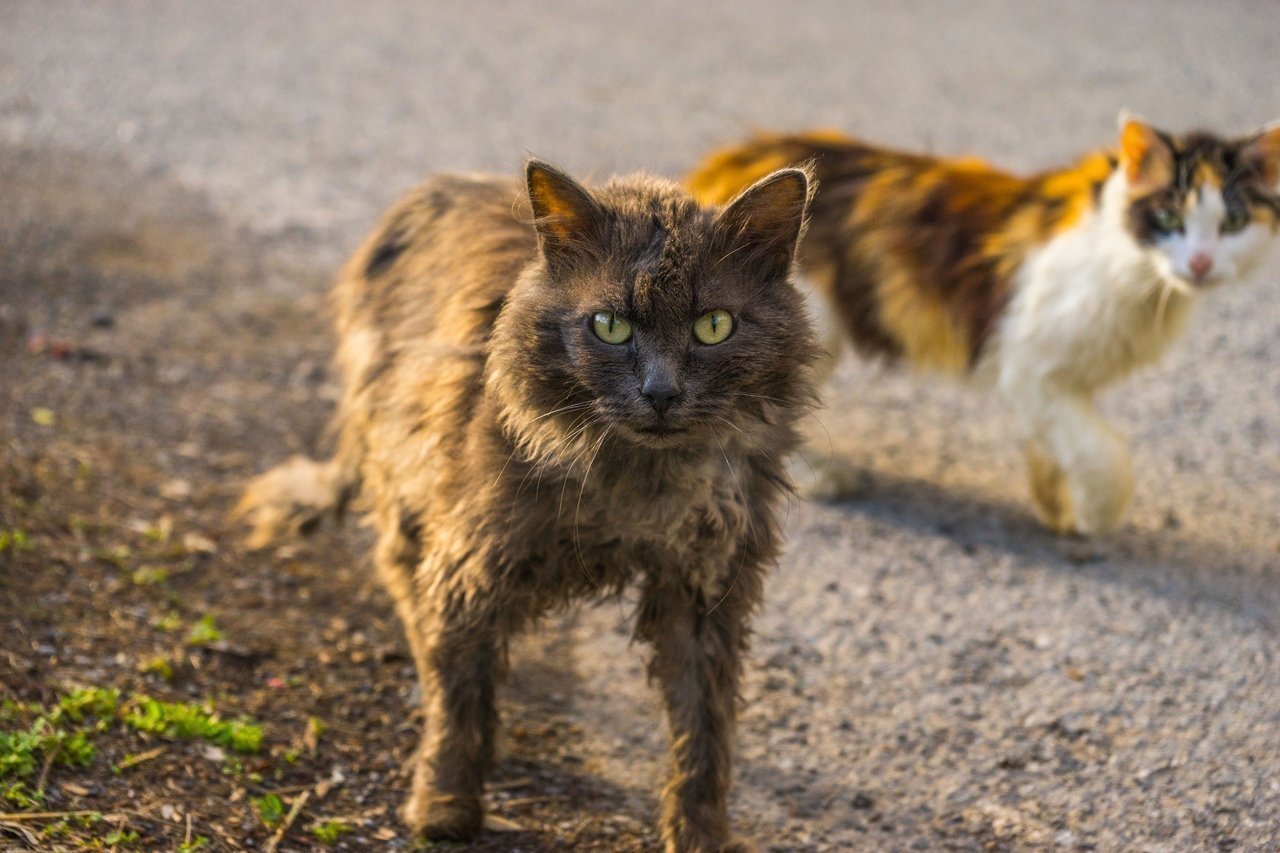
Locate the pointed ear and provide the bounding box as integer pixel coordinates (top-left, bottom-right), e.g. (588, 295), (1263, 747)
(714, 166), (812, 279)
(1117, 114), (1174, 193)
(526, 159), (605, 269)
(1240, 122), (1280, 191)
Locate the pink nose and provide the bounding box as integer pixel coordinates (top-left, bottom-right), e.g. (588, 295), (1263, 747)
(1189, 252), (1214, 280)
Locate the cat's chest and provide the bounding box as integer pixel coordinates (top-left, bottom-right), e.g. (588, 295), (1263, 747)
(537, 451), (752, 572)
(997, 227), (1191, 387)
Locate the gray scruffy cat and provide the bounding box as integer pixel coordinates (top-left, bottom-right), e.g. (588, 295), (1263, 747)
(238, 159), (817, 851)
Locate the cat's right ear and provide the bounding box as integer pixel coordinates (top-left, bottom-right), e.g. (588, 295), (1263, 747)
(1239, 122), (1280, 191)
(1117, 112), (1174, 194)
(714, 166), (812, 280)
(526, 159), (606, 269)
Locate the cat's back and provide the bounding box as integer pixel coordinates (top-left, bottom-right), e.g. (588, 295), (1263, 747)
(329, 173), (538, 482)
(335, 173), (536, 354)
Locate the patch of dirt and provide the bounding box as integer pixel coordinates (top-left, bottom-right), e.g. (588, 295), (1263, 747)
(0, 146), (660, 851)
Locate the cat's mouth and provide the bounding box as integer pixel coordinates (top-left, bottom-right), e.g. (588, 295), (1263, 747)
(637, 424), (686, 436)
(621, 421), (693, 447)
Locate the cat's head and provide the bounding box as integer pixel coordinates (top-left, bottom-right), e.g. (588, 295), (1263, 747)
(488, 160), (816, 459)
(1114, 114), (1280, 288)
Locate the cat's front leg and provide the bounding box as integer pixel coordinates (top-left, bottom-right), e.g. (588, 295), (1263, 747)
(1003, 378), (1133, 536)
(400, 561), (515, 841)
(1025, 438), (1075, 533)
(637, 573), (755, 853)
(1065, 424), (1133, 536)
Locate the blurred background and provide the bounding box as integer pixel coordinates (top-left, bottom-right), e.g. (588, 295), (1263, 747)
(2, 2), (1278, 850)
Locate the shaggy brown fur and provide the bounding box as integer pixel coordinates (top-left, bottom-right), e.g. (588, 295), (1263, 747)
(238, 160), (817, 851)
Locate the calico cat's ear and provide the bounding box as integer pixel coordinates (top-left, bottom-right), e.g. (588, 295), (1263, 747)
(1239, 122), (1280, 191)
(1117, 113), (1174, 193)
(714, 166), (812, 279)
(526, 159), (606, 268)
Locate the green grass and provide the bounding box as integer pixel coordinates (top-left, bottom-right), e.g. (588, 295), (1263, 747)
(138, 656), (174, 680)
(0, 528), (34, 553)
(0, 687), (121, 809)
(186, 614), (223, 646)
(58, 687), (120, 721)
(130, 565), (169, 586)
(0, 686), (263, 813)
(253, 793), (285, 829)
(122, 696), (262, 753)
(310, 818), (351, 844)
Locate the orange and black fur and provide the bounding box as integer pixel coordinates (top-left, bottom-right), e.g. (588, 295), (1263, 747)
(689, 119), (1280, 534)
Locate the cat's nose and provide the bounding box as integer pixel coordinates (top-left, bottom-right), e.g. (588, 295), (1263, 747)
(1189, 252), (1214, 281)
(641, 373), (681, 415)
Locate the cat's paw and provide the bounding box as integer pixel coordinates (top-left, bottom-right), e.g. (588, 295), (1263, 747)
(401, 788), (483, 841)
(663, 831), (756, 853)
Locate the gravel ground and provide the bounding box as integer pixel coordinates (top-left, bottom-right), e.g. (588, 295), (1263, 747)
(3, 1), (1279, 849)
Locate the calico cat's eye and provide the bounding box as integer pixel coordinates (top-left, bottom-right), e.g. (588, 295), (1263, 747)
(1221, 207), (1250, 234)
(1152, 208), (1183, 232)
(592, 312), (632, 344)
(693, 310), (734, 345)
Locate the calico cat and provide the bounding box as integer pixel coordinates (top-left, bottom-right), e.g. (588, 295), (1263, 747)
(688, 116), (1280, 535)
(237, 160), (817, 850)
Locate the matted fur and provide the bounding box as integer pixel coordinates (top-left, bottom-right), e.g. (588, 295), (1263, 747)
(688, 118), (1280, 534)
(239, 161), (817, 851)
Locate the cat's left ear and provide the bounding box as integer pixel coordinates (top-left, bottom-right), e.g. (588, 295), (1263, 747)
(714, 166), (812, 279)
(1117, 112), (1174, 194)
(1239, 122), (1280, 191)
(526, 159), (606, 269)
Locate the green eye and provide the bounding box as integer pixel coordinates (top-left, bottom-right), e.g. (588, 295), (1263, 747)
(1221, 208), (1250, 234)
(693, 309), (734, 345)
(592, 312), (632, 344)
(1153, 208), (1183, 232)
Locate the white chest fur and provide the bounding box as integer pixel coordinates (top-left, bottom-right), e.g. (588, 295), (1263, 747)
(991, 182), (1193, 395)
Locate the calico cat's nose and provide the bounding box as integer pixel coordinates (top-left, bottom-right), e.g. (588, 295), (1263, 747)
(641, 371), (682, 415)
(1189, 252), (1214, 281)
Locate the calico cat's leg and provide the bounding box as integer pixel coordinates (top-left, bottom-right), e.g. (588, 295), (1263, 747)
(786, 446), (869, 501)
(637, 575), (754, 853)
(397, 556), (513, 840)
(789, 272), (866, 500)
(1025, 439), (1075, 533)
(1004, 381), (1133, 535)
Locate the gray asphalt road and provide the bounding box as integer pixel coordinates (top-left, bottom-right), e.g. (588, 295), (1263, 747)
(5, 1), (1280, 849)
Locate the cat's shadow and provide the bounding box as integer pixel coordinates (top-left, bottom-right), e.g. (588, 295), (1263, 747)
(806, 463), (1280, 629)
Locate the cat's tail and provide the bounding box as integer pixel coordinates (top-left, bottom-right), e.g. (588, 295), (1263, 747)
(233, 454), (359, 550)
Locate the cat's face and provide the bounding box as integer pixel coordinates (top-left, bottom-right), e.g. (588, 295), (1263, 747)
(491, 161), (815, 456)
(1117, 118), (1280, 288)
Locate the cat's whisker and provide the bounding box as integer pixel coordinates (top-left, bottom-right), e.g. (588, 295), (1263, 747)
(527, 399), (592, 425)
(556, 415), (605, 520)
(571, 429), (611, 589)
(1155, 280), (1175, 331)
(736, 391), (834, 480)
(714, 415), (777, 466)
(517, 410), (596, 501)
(705, 434), (757, 616)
